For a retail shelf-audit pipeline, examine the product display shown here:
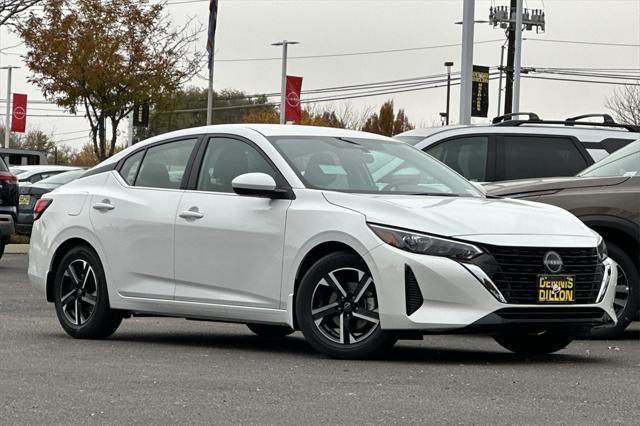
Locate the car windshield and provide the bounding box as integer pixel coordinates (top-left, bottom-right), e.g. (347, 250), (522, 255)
(37, 170), (85, 185)
(579, 140), (640, 178)
(269, 136), (482, 197)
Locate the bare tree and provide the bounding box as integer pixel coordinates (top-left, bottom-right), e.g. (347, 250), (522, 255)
(0, 0), (42, 26)
(605, 85), (640, 125)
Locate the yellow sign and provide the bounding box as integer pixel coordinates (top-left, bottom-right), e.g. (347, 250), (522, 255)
(538, 276), (575, 303)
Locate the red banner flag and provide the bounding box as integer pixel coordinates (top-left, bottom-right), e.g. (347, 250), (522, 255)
(11, 93), (28, 133)
(285, 76), (303, 124)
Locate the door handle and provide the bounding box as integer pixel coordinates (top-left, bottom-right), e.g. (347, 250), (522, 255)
(178, 209), (204, 220)
(92, 200), (115, 212)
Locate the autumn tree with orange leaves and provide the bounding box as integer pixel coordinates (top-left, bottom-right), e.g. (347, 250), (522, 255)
(20, 0), (202, 161)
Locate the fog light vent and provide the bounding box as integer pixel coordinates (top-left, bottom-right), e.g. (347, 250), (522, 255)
(405, 265), (423, 316)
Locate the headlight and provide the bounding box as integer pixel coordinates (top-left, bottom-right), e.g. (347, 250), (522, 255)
(368, 224), (483, 260)
(597, 236), (608, 262)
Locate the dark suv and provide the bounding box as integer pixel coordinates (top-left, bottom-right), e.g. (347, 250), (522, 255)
(0, 154), (18, 259)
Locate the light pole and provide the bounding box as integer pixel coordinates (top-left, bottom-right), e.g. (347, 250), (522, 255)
(458, 0), (475, 125)
(444, 61), (454, 125)
(1, 66), (19, 149)
(272, 40), (299, 125)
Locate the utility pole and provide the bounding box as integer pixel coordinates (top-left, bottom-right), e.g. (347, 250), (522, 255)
(489, 1), (546, 115)
(272, 40), (299, 125)
(1, 66), (19, 149)
(444, 61), (454, 125)
(512, 0), (524, 113)
(458, 0), (475, 125)
(504, 0), (517, 115)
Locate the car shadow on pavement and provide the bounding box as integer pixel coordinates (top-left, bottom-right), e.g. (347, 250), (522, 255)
(104, 331), (612, 365)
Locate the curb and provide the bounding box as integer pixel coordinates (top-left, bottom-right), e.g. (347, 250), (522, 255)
(5, 244), (29, 255)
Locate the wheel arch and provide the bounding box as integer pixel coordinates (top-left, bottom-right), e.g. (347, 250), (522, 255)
(289, 240), (372, 330)
(46, 237), (100, 302)
(581, 215), (639, 269)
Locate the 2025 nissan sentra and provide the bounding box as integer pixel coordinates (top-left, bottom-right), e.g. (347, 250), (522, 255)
(28, 125), (617, 359)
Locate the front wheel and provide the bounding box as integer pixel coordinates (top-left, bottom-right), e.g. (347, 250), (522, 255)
(494, 331), (574, 355)
(53, 245), (122, 339)
(296, 251), (397, 359)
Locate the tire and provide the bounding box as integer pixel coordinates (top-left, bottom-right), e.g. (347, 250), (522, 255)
(0, 242), (4, 260)
(590, 242), (639, 339)
(53, 245), (122, 339)
(295, 251), (397, 359)
(494, 331), (574, 355)
(246, 323), (294, 338)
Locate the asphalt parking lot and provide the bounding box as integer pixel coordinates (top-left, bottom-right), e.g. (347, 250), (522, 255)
(1, 254), (639, 425)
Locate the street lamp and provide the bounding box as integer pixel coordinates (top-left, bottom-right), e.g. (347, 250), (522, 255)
(1, 66), (20, 149)
(272, 40), (300, 125)
(444, 61), (454, 126)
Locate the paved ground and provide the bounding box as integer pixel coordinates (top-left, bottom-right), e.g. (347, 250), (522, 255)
(1, 254), (639, 425)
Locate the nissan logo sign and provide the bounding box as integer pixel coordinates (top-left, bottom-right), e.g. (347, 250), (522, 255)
(543, 251), (563, 274)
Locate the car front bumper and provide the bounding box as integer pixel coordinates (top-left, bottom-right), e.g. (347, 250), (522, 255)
(365, 244), (618, 333)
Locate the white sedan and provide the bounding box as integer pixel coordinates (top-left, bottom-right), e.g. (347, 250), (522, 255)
(28, 125), (617, 359)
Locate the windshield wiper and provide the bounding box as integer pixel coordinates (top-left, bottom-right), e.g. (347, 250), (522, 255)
(336, 137), (362, 146)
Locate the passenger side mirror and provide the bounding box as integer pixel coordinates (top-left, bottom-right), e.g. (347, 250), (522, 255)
(232, 173), (281, 198)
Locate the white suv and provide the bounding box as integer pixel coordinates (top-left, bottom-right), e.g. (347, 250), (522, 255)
(396, 113), (640, 183)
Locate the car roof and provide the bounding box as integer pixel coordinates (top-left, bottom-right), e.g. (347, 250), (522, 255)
(399, 124), (640, 147)
(99, 124), (397, 167)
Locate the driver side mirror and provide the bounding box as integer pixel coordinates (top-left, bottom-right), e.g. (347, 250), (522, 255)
(232, 173), (294, 199)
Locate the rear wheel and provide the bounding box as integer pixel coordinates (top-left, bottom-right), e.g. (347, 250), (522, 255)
(53, 245), (122, 339)
(296, 251), (397, 359)
(246, 324), (294, 338)
(590, 242), (639, 338)
(494, 331), (574, 355)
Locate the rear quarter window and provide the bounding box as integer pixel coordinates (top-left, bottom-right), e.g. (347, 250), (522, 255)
(499, 136), (588, 180)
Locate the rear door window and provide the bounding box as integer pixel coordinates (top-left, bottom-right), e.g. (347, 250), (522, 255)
(497, 136), (588, 180)
(425, 136), (489, 182)
(133, 139), (197, 189)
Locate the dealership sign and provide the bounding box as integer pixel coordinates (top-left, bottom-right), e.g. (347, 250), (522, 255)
(471, 66), (489, 118)
(11, 93), (28, 133)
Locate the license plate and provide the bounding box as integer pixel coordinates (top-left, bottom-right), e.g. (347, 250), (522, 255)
(537, 275), (575, 303)
(19, 195), (31, 206)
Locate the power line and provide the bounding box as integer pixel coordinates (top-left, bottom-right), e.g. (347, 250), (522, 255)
(524, 38), (640, 48)
(523, 75), (640, 86)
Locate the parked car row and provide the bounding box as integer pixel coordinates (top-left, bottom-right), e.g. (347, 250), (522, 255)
(0, 163), (83, 259)
(27, 123), (626, 359)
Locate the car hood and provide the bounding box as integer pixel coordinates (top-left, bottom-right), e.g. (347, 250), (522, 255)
(484, 176), (629, 197)
(323, 192), (596, 246)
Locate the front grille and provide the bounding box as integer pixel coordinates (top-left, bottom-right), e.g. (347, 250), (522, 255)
(482, 245), (604, 304)
(405, 265), (423, 316)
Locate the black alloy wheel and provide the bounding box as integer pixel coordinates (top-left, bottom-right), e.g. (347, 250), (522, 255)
(54, 245), (122, 339)
(296, 251), (397, 359)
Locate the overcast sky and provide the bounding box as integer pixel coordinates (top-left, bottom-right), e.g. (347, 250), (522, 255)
(1, 0), (639, 148)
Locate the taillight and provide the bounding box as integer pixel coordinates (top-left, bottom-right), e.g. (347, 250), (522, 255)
(34, 199), (53, 221)
(0, 174), (17, 183)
